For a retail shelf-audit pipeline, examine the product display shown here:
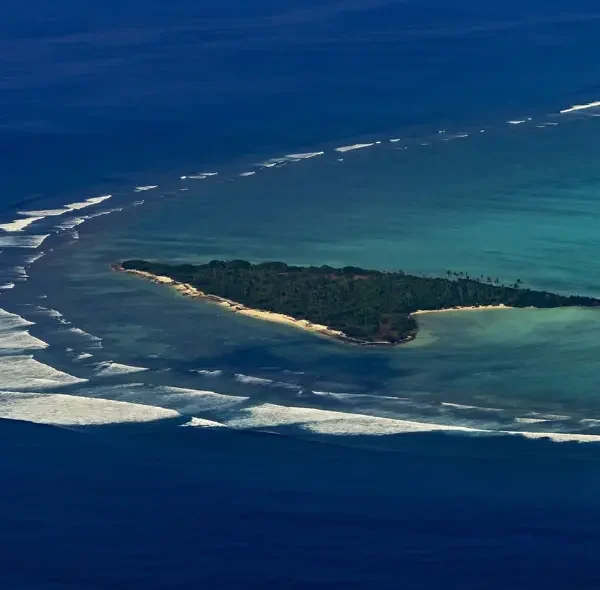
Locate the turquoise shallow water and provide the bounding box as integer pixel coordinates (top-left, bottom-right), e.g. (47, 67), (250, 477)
(5, 108), (599, 443)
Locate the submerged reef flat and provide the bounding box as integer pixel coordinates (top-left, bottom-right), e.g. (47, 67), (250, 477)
(117, 260), (600, 345)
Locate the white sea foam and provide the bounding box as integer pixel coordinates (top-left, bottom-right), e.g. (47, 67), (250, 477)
(0, 283), (14, 290)
(25, 252), (45, 264)
(0, 308), (47, 352)
(514, 417), (549, 425)
(181, 417), (226, 428)
(132, 200), (144, 206)
(195, 369), (223, 377)
(560, 100), (600, 114)
(334, 143), (375, 153)
(389, 138), (401, 142)
(0, 329), (48, 351)
(441, 402), (502, 412)
(312, 391), (410, 403)
(0, 355), (87, 390)
(35, 306), (64, 319)
(20, 195), (112, 219)
(517, 431), (600, 443)
(155, 386), (248, 411)
(284, 151), (324, 159)
(234, 373), (273, 386)
(0, 216), (45, 232)
(528, 413), (570, 420)
(134, 185), (158, 192)
(86, 207), (123, 219)
(278, 382), (302, 391)
(442, 133), (469, 141)
(183, 172), (218, 180)
(67, 327), (102, 346)
(0, 392), (179, 426)
(56, 217), (87, 230)
(65, 195), (112, 210)
(224, 403), (600, 443)
(94, 361), (149, 377)
(239, 171), (256, 177)
(75, 352), (93, 360)
(13, 266), (27, 280)
(0, 235), (49, 248)
(0, 308), (33, 329)
(19, 208), (69, 217)
(507, 120), (526, 125)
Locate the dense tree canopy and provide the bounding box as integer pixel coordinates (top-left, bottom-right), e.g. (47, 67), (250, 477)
(122, 259), (600, 344)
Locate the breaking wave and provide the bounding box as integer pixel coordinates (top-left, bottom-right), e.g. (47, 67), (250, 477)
(0, 235), (49, 248)
(94, 361), (149, 377)
(223, 403), (600, 443)
(560, 100), (600, 114)
(0, 392), (179, 426)
(195, 369), (223, 377)
(67, 327), (102, 345)
(0, 355), (86, 390)
(335, 143), (375, 152)
(234, 373), (273, 386)
(181, 416), (226, 428)
(0, 216), (45, 232)
(0, 308), (48, 352)
(25, 252), (45, 265)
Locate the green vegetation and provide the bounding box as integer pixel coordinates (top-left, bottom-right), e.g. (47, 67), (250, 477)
(121, 259), (600, 345)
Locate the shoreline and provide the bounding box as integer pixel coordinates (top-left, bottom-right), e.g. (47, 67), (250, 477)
(409, 304), (514, 316)
(113, 264), (403, 347)
(113, 264), (524, 346)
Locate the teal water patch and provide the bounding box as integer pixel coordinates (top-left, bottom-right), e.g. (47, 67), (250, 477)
(13, 111), (600, 443)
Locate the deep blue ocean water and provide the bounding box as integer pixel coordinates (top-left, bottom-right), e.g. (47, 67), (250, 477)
(3, 1), (600, 588)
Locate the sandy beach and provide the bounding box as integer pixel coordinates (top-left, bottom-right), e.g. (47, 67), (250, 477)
(410, 304), (513, 316)
(117, 266), (349, 342)
(116, 266), (520, 345)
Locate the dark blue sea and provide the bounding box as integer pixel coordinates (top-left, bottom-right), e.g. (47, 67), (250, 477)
(3, 1), (600, 587)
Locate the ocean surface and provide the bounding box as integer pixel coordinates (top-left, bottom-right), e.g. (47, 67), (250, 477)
(3, 1), (600, 587)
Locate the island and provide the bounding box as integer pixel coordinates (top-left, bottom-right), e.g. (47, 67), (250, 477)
(116, 259), (600, 346)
